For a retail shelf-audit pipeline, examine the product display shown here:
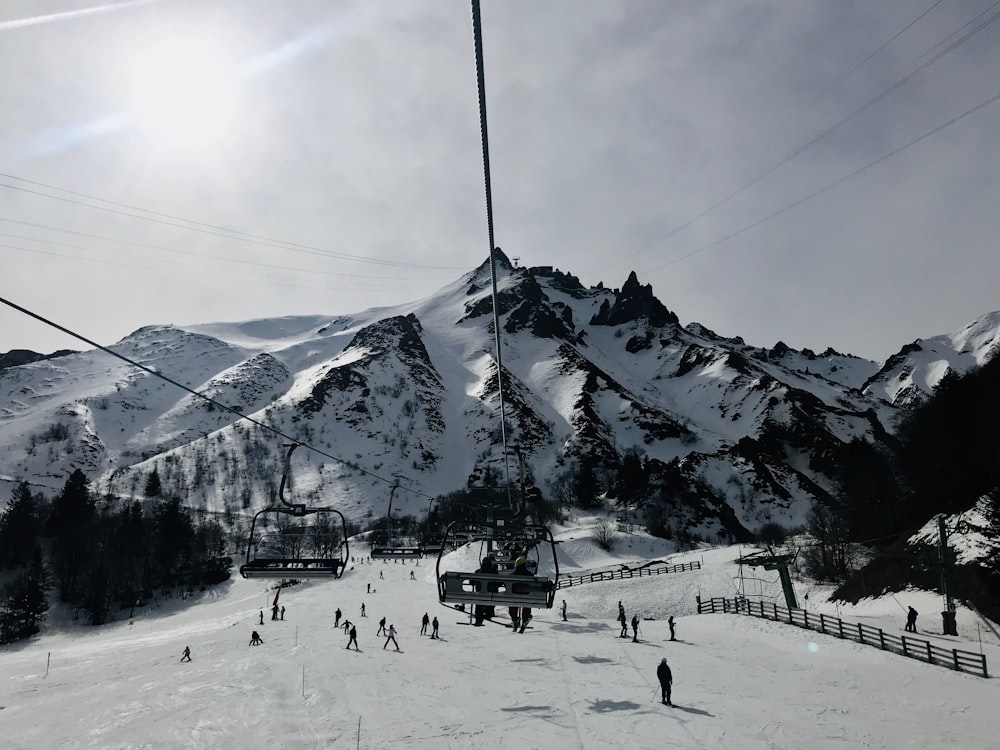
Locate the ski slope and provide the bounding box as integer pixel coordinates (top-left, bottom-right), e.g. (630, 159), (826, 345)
(2, 539), (998, 749)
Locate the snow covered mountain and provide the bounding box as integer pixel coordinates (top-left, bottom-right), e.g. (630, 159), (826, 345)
(2, 252), (998, 539)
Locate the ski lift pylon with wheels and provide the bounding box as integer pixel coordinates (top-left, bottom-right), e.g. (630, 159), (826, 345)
(240, 444), (349, 579)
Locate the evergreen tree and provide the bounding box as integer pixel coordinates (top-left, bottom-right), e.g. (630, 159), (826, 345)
(144, 468), (163, 498)
(0, 482), (42, 569)
(44, 469), (96, 603)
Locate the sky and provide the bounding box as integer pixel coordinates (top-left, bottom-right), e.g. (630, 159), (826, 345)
(1, 0), (999, 362)
(3, 523), (998, 749)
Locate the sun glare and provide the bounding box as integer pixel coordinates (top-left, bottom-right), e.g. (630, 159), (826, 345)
(127, 37), (241, 151)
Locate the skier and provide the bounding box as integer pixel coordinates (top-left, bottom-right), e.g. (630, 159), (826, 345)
(561, 599), (567, 622)
(361, 603), (366, 617)
(367, 583), (371, 593)
(657, 658), (673, 706)
(249, 630), (263, 646)
(377, 617), (387, 636)
(905, 606), (918, 633)
(280, 605), (285, 621)
(410, 570), (416, 580)
(258, 610), (264, 625)
(180, 646), (191, 662)
(346, 624), (359, 650)
(335, 608), (342, 627)
(271, 604), (279, 621)
(421, 612), (430, 636)
(631, 613), (640, 643)
(383, 623), (400, 651)
(474, 554), (498, 626)
(668, 616), (676, 641)
(342, 619), (352, 633)
(379, 570), (384, 579)
(618, 606), (629, 638)
(431, 616), (440, 639)
(512, 557), (533, 633)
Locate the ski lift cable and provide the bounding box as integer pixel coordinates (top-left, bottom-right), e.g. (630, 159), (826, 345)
(471, 0), (513, 507)
(0, 295), (434, 501)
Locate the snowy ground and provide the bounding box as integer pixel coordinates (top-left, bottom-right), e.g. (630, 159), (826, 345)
(3, 527), (998, 749)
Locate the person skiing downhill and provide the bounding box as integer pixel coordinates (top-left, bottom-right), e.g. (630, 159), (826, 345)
(431, 616), (440, 639)
(346, 624), (359, 650)
(657, 658), (673, 706)
(249, 631), (263, 646)
(383, 624), (400, 651)
(378, 617), (387, 636)
(180, 646), (191, 662)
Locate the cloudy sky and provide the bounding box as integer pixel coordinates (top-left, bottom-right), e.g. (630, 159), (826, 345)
(1, 0), (998, 361)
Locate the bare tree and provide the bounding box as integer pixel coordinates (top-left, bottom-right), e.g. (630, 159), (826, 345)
(592, 520), (619, 552)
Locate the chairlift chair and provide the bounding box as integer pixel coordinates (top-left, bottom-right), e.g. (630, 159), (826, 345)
(436, 518), (558, 611)
(240, 444), (349, 579)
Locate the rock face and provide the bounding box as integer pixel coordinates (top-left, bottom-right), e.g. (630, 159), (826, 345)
(1, 259), (997, 542)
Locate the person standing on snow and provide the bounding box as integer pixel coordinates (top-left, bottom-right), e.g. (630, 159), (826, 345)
(180, 646), (191, 662)
(258, 610), (264, 625)
(668, 616), (676, 641)
(249, 631), (263, 646)
(561, 600), (567, 622)
(377, 617), (387, 636)
(346, 624), (359, 650)
(361, 603), (366, 617)
(657, 658), (673, 706)
(631, 613), (640, 642)
(335, 608), (342, 627)
(431, 616), (440, 639)
(512, 557), (533, 634)
(905, 606), (918, 632)
(384, 623), (400, 651)
(618, 606), (629, 638)
(421, 612), (430, 635)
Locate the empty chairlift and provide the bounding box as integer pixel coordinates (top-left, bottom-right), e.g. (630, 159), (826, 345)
(240, 444), (349, 579)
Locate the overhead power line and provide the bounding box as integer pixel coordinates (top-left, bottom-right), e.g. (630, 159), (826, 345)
(608, 0), (1000, 272)
(0, 294), (434, 501)
(641, 87), (1000, 273)
(0, 173), (467, 271)
(829, 0), (948, 90)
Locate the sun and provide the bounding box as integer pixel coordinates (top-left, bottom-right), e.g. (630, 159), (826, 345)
(127, 36), (241, 152)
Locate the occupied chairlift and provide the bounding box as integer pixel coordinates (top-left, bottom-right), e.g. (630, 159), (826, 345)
(240, 444), (349, 579)
(436, 507), (559, 612)
(370, 479), (423, 560)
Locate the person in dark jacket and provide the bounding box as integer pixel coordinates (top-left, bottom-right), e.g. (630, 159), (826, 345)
(249, 631), (263, 646)
(474, 555), (498, 626)
(431, 616), (440, 639)
(346, 624), (359, 650)
(631, 614), (640, 642)
(335, 608), (342, 627)
(657, 658), (673, 705)
(377, 616), (387, 636)
(421, 612), (430, 635)
(618, 607), (628, 638)
(905, 606), (918, 632)
(668, 615), (676, 641)
(512, 557), (533, 633)
(180, 646), (191, 662)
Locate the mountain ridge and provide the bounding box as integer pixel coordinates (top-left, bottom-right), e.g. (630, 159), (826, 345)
(2, 259), (998, 541)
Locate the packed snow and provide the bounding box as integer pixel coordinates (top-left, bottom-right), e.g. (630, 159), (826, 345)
(3, 522), (998, 749)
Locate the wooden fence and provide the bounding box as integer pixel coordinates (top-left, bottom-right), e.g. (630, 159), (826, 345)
(697, 597), (989, 678)
(556, 560), (701, 589)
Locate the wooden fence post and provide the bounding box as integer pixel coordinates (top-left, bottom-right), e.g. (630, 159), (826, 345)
(902, 637), (909, 657)
(879, 630), (885, 650)
(838, 619), (844, 639)
(858, 623), (864, 644)
(926, 642), (933, 663)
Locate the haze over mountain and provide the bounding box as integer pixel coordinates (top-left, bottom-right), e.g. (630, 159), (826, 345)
(2, 253), (998, 540)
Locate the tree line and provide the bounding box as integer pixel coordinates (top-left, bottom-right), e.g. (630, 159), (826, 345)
(0, 469), (231, 643)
